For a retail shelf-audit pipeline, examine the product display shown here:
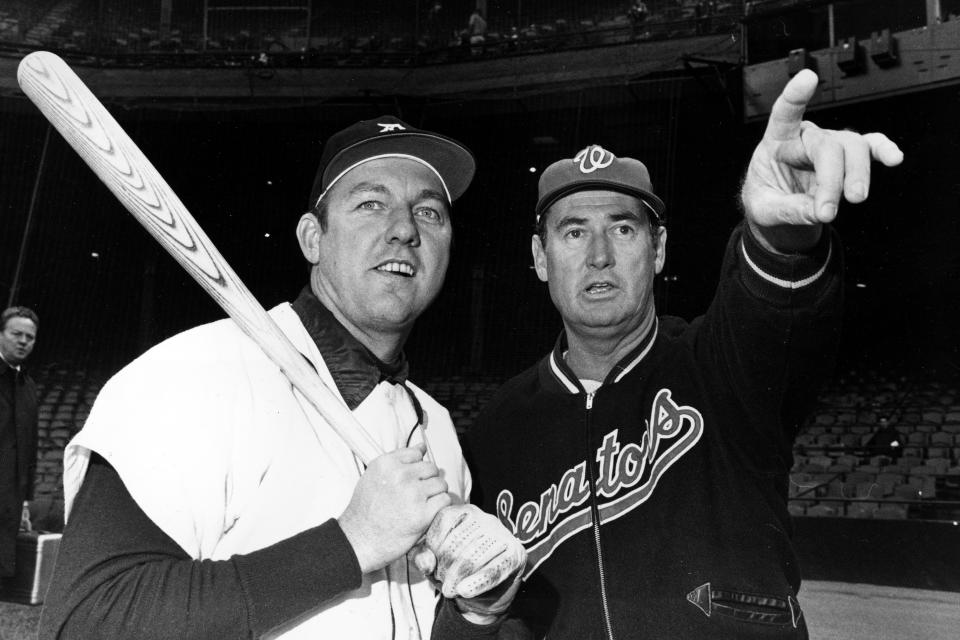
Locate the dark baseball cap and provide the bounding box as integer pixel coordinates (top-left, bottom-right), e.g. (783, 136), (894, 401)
(536, 145), (665, 224)
(309, 115), (476, 208)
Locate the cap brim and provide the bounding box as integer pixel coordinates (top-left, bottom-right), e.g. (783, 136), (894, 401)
(323, 132), (475, 202)
(536, 180), (666, 223)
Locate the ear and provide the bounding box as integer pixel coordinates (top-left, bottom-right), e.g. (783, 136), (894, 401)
(653, 226), (667, 275)
(296, 213), (321, 264)
(531, 234), (549, 283)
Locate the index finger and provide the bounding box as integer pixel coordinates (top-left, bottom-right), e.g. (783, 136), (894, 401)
(764, 69), (819, 142)
(392, 443), (428, 463)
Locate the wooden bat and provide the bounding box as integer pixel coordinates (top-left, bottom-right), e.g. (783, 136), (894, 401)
(17, 51), (384, 466)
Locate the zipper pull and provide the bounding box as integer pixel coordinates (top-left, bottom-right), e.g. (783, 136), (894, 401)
(586, 391), (595, 410)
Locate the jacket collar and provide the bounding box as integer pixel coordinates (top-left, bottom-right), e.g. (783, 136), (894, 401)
(544, 317), (659, 394)
(291, 286), (409, 410)
(0, 354), (21, 377)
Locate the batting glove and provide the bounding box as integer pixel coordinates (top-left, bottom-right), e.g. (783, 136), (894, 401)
(413, 504), (526, 617)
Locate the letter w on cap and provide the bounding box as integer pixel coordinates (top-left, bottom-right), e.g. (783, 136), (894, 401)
(574, 145), (614, 174)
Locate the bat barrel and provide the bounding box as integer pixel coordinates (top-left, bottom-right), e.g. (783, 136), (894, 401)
(16, 51), (384, 466)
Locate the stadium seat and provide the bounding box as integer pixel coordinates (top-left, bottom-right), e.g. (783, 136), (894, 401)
(906, 476), (937, 498)
(854, 482), (883, 499)
(876, 473), (903, 494)
(893, 484), (920, 501)
(930, 431), (954, 446)
(815, 433), (839, 446)
(839, 433), (861, 447)
(874, 504), (908, 519)
(845, 470), (874, 484)
(869, 454), (892, 467)
(795, 433), (816, 447)
(806, 503), (842, 517)
(789, 473), (817, 498)
(846, 502), (877, 518)
(924, 458), (950, 474)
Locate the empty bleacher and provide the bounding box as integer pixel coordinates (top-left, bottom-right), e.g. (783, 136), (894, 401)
(789, 371), (960, 521)
(27, 363), (960, 530)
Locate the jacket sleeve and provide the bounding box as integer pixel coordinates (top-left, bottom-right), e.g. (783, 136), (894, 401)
(689, 222), (843, 473)
(38, 455), (362, 640)
(431, 598), (533, 639)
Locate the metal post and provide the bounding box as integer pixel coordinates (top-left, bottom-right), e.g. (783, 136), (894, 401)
(828, 2), (835, 48)
(202, 0), (208, 51)
(304, 1), (311, 47)
(8, 125), (51, 308)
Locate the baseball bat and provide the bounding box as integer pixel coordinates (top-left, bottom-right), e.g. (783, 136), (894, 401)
(16, 51), (384, 466)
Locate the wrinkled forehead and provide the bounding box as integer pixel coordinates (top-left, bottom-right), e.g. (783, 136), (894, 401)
(3, 317), (36, 334)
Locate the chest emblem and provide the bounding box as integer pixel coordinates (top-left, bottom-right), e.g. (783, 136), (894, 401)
(496, 388), (704, 578)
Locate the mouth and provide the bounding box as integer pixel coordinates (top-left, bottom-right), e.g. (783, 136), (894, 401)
(374, 260), (416, 278)
(584, 281), (616, 295)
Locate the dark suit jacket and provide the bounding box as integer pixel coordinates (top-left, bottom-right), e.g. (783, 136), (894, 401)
(0, 359), (38, 574)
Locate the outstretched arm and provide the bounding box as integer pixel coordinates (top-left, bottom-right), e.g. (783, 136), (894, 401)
(741, 69), (904, 254)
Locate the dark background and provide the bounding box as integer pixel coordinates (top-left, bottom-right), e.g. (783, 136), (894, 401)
(1, 10), (958, 386)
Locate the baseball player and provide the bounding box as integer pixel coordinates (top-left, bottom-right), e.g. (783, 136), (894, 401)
(466, 70), (903, 639)
(39, 117), (524, 639)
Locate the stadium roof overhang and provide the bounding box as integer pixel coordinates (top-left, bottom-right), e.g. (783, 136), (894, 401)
(0, 34), (738, 108)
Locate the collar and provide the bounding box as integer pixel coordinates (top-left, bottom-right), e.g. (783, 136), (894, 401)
(546, 317), (659, 394)
(0, 354), (20, 375)
(291, 286), (409, 411)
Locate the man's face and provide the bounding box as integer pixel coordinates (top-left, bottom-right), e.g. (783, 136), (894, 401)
(298, 157), (452, 342)
(0, 317), (37, 366)
(532, 190), (666, 338)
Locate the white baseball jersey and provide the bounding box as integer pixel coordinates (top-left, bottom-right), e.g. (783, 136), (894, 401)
(64, 302), (471, 639)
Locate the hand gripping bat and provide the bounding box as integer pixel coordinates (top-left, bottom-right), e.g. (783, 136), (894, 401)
(16, 51), (385, 466)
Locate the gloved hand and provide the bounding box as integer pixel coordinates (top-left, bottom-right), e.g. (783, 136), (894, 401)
(412, 504), (526, 618)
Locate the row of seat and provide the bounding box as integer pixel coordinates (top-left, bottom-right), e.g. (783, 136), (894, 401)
(790, 371), (960, 519)
(789, 501), (908, 519)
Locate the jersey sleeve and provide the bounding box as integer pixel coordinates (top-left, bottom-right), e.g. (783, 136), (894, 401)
(38, 455), (362, 640)
(688, 222), (843, 472)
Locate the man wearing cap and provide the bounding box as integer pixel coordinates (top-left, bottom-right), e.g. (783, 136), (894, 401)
(467, 71), (903, 638)
(39, 117), (524, 640)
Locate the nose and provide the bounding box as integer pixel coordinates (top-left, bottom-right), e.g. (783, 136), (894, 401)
(387, 208), (421, 247)
(587, 233), (613, 270)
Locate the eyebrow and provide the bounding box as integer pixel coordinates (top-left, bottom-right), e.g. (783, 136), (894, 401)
(415, 188), (448, 204)
(346, 184), (448, 206)
(553, 210), (644, 229)
(347, 182), (391, 197)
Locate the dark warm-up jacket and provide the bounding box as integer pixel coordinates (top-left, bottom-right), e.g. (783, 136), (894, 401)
(467, 223), (842, 640)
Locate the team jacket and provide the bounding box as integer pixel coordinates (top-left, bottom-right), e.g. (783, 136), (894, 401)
(467, 223), (842, 640)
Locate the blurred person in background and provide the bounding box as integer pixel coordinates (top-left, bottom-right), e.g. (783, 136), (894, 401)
(0, 306), (39, 577)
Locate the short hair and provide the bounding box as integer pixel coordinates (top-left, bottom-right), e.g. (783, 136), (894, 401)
(310, 196), (330, 232)
(1, 306), (39, 332)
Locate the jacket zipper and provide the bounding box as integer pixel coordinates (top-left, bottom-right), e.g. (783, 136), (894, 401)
(585, 391), (615, 640)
